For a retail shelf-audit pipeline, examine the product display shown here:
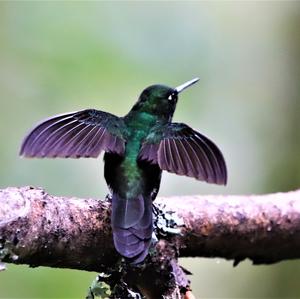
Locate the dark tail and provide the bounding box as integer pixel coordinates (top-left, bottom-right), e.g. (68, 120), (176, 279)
(111, 193), (153, 264)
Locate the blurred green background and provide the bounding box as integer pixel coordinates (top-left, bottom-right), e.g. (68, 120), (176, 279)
(0, 1), (300, 298)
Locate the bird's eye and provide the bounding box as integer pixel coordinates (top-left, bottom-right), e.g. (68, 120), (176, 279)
(168, 93), (177, 101)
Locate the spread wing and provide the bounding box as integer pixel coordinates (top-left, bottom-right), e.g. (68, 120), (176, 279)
(20, 109), (127, 158)
(138, 123), (227, 185)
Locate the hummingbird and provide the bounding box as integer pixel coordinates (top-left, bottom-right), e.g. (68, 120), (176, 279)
(20, 78), (227, 264)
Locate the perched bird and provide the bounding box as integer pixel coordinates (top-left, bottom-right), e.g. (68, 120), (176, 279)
(20, 78), (227, 264)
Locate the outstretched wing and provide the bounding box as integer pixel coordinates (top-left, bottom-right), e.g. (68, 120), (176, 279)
(138, 123), (227, 185)
(20, 109), (127, 158)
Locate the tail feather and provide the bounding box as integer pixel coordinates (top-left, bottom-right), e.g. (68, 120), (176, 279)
(111, 193), (153, 263)
(129, 226), (152, 239)
(113, 228), (140, 245)
(129, 242), (151, 264)
(112, 194), (144, 228)
(113, 233), (146, 258)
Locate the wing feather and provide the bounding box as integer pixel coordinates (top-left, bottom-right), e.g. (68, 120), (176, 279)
(20, 109), (126, 158)
(189, 136), (215, 182)
(34, 120), (81, 157)
(178, 138), (197, 178)
(72, 125), (98, 157)
(43, 123), (86, 157)
(194, 133), (226, 184)
(28, 119), (78, 156)
(56, 124), (91, 158)
(183, 138), (207, 181)
(139, 122), (227, 185)
(167, 139), (178, 172)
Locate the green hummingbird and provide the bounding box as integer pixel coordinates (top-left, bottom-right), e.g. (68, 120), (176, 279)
(20, 78), (227, 264)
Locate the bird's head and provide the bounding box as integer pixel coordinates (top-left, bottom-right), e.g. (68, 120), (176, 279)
(130, 78), (199, 121)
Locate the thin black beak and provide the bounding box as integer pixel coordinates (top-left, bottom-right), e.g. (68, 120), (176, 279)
(175, 78), (200, 94)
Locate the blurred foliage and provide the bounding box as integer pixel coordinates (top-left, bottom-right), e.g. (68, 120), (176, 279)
(0, 1), (300, 298)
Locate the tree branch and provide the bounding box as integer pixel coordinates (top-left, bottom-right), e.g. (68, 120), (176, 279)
(1, 187), (300, 297)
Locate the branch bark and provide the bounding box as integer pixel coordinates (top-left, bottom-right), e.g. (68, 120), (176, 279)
(1, 187), (300, 297)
